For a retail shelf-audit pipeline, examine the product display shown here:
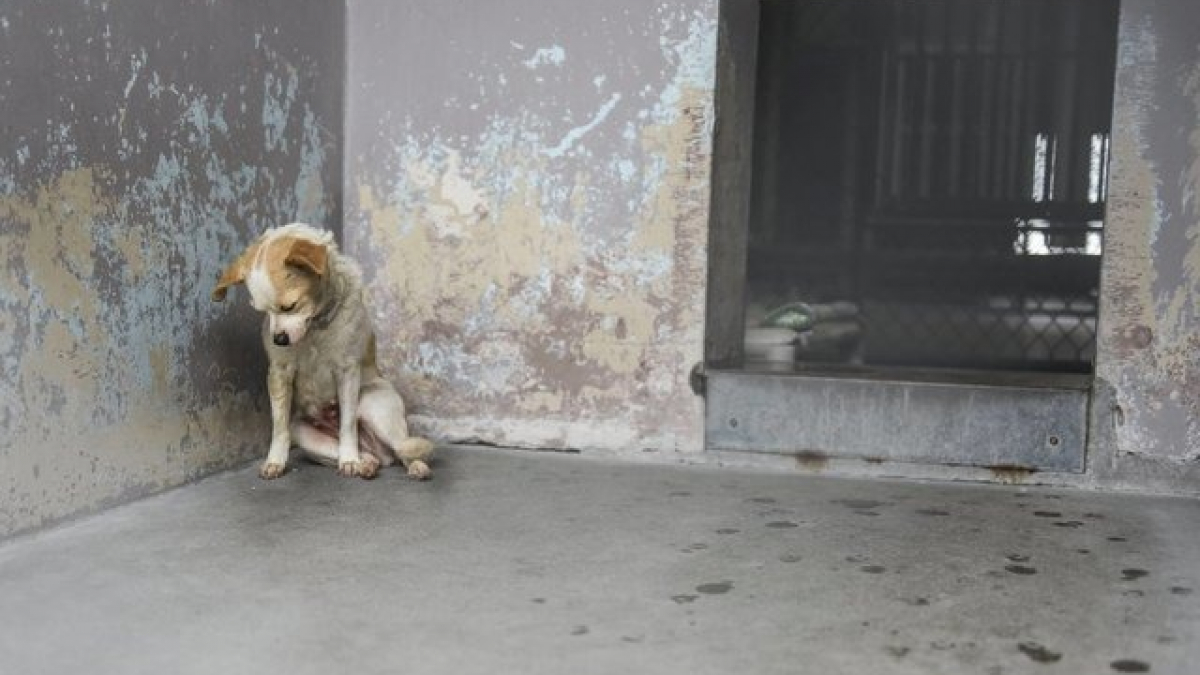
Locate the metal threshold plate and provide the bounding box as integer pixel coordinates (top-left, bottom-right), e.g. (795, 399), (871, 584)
(705, 368), (1088, 472)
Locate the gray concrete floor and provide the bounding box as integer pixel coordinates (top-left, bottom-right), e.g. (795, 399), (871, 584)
(1, 447), (1197, 675)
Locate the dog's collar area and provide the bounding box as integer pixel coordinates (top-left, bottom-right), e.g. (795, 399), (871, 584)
(308, 297), (341, 331)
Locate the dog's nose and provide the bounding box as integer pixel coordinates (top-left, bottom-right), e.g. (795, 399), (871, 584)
(272, 332), (290, 346)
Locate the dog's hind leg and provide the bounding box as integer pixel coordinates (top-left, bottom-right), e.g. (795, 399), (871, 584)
(290, 419), (380, 479)
(358, 380), (433, 480)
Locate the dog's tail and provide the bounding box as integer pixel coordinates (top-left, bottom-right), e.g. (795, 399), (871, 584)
(397, 437), (434, 481)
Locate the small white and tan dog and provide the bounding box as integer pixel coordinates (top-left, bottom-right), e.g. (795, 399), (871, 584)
(212, 223), (432, 480)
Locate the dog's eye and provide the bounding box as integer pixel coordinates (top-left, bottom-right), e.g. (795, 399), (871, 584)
(280, 302), (297, 313)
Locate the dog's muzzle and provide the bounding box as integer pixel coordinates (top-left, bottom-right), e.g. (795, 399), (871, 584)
(273, 332), (290, 346)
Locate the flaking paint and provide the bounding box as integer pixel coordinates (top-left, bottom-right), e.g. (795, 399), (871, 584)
(346, 1), (717, 453)
(0, 0), (343, 538)
(1095, 0), (1200, 485)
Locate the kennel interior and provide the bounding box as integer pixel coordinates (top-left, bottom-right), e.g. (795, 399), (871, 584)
(1, 0), (1197, 673)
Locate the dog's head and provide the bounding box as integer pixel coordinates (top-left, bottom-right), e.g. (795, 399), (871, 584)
(212, 226), (331, 347)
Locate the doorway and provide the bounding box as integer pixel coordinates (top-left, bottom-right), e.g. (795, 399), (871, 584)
(704, 0), (1121, 472)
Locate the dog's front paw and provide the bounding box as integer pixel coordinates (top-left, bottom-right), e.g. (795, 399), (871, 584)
(259, 461), (287, 480)
(338, 458), (379, 479)
(358, 454), (381, 480)
(406, 459), (432, 481)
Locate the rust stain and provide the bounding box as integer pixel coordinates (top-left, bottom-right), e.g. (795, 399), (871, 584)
(793, 450), (829, 471)
(988, 464), (1039, 485)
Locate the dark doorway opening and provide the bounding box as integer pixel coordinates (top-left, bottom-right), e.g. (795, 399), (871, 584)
(745, 0), (1120, 375)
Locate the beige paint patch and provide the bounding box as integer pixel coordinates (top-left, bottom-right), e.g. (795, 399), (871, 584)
(0, 167), (270, 537)
(0, 168), (109, 332)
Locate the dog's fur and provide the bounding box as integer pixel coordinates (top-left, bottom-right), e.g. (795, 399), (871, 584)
(213, 223), (433, 480)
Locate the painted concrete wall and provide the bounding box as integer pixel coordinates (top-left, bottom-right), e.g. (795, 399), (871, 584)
(345, 0), (716, 454)
(0, 0), (343, 538)
(1093, 0), (1200, 490)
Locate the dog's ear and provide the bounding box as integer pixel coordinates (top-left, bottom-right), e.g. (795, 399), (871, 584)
(284, 238), (328, 278)
(211, 241), (260, 302)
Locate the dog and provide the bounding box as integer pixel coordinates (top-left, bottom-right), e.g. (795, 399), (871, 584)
(212, 223), (433, 481)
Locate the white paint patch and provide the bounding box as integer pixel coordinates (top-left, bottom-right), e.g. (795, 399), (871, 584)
(615, 159), (636, 182)
(544, 93), (622, 159)
(440, 151), (487, 217)
(123, 49), (146, 99)
(523, 45), (566, 69)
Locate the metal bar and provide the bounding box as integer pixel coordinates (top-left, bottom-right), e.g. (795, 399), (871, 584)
(946, 3), (964, 199)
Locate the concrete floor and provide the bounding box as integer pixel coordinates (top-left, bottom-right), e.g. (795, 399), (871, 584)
(0, 447), (1197, 675)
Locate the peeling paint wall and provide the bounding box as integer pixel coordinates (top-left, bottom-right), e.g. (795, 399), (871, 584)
(0, 0), (343, 538)
(345, 0), (716, 453)
(1093, 0), (1200, 490)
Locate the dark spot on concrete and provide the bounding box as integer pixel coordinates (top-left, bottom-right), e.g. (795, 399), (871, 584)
(1033, 511), (1062, 518)
(1156, 636), (1176, 645)
(531, 597), (546, 604)
(931, 640), (957, 651)
(855, 510), (880, 516)
(570, 625), (589, 636)
(916, 508), (950, 516)
(715, 528), (739, 535)
(864, 457), (885, 464)
(1110, 659), (1150, 673)
(1054, 521), (1084, 528)
(845, 554), (868, 563)
(686, 543), (708, 551)
(1005, 565), (1038, 575)
(766, 521), (798, 529)
(1107, 536), (1127, 542)
(671, 594), (698, 604)
(860, 565), (887, 574)
(901, 597), (930, 606)
(833, 499), (887, 510)
(1084, 512), (1105, 519)
(746, 497), (776, 504)
(1121, 568), (1149, 581)
(1169, 586), (1192, 596)
(1122, 590), (1145, 598)
(1018, 642), (1062, 663)
(621, 635), (643, 644)
(696, 581), (733, 595)
(884, 646), (910, 658)
(1077, 549), (1091, 554)
(779, 554), (802, 563)
(669, 491), (691, 497)
(1006, 554), (1030, 562)
(794, 450), (829, 470)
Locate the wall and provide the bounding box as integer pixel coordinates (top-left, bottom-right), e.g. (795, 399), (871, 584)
(0, 0), (343, 538)
(1092, 0), (1200, 491)
(345, 0), (716, 454)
